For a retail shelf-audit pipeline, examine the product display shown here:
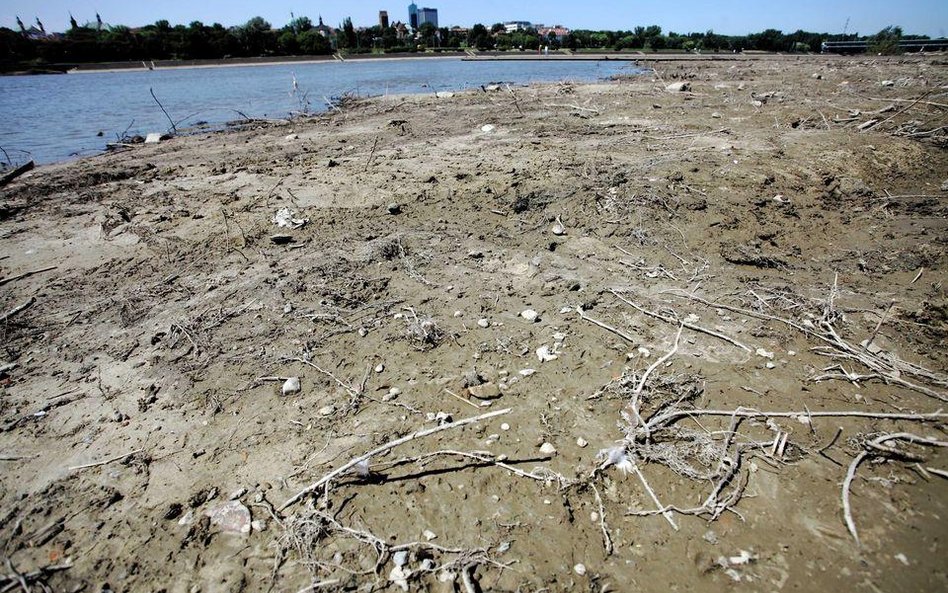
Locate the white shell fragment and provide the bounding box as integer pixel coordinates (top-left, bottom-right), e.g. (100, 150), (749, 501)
(281, 377), (301, 396)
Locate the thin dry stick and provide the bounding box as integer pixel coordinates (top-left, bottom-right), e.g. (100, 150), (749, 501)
(649, 407), (947, 429)
(150, 87), (177, 134)
(279, 408), (510, 511)
(292, 357), (360, 397)
(610, 291), (751, 352)
(0, 266), (57, 287)
(590, 482), (614, 555)
(635, 324), (683, 394)
(843, 433), (948, 544)
(444, 388), (483, 410)
(69, 448), (143, 471)
(631, 460), (678, 531)
(0, 297), (35, 324)
(576, 307), (637, 344)
(381, 449), (564, 483)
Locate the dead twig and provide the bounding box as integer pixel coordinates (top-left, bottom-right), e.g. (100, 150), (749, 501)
(843, 432), (948, 545)
(279, 408), (511, 511)
(0, 297), (35, 324)
(610, 290), (751, 353)
(68, 448), (143, 471)
(0, 266), (57, 287)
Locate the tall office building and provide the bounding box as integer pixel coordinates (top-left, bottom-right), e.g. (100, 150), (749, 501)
(408, 3), (418, 29)
(417, 7), (438, 28)
(379, 10), (389, 29)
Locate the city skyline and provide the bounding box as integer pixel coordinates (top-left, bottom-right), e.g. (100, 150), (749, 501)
(2, 0), (946, 38)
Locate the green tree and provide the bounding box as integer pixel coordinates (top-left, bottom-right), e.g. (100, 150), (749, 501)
(869, 26), (902, 54)
(418, 21), (437, 47)
(337, 17), (356, 49)
(298, 29), (331, 54)
(467, 23), (491, 50)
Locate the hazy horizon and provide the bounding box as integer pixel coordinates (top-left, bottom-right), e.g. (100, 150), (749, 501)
(3, 0), (946, 38)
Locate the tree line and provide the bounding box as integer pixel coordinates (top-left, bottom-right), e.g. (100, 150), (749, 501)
(0, 13), (929, 72)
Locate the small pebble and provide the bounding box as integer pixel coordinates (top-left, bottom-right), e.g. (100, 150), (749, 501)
(576, 437), (588, 448)
(477, 318), (490, 328)
(500, 423), (510, 431)
(318, 405), (335, 416)
(539, 442), (557, 455)
(281, 377), (301, 396)
(574, 563), (587, 576)
(393, 550), (409, 567)
(375, 364), (384, 373)
(423, 529), (437, 541)
(521, 309), (539, 322)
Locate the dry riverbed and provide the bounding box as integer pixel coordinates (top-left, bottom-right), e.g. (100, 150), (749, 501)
(1, 55), (947, 592)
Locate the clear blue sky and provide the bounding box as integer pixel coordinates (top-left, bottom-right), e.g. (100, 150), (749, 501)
(3, 0), (946, 37)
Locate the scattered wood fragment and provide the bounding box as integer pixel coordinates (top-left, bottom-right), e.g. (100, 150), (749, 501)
(0, 160), (34, 187)
(842, 433), (948, 545)
(68, 448), (144, 471)
(0, 266), (57, 287)
(576, 306), (637, 344)
(610, 290), (751, 352)
(0, 297), (35, 324)
(279, 408), (511, 511)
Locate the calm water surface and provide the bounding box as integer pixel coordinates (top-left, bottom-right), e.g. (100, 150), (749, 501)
(0, 58), (636, 164)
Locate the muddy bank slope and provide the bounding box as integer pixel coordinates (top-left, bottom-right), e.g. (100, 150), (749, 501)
(1, 55), (946, 593)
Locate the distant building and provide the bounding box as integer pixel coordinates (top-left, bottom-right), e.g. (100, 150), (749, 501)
(314, 16), (333, 38)
(504, 21), (532, 33)
(394, 21), (409, 40)
(537, 25), (571, 42)
(379, 11), (389, 29)
(408, 3), (418, 29)
(417, 7), (438, 28)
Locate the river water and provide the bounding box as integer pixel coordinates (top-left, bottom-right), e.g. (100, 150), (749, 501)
(0, 58), (636, 165)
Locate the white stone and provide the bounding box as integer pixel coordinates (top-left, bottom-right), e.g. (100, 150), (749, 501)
(519, 368), (536, 377)
(281, 377), (301, 396)
(500, 423), (510, 431)
(477, 318), (490, 328)
(637, 346), (650, 358)
(145, 132), (162, 144)
(393, 550), (410, 567)
(576, 437), (588, 448)
(423, 529), (438, 541)
(574, 563), (587, 576)
(318, 405), (335, 416)
(481, 124), (495, 133)
(539, 442), (557, 455)
(755, 347), (775, 359)
(665, 81), (690, 92)
(536, 345), (558, 363)
(375, 364), (384, 373)
(521, 309), (539, 322)
(559, 306), (573, 314)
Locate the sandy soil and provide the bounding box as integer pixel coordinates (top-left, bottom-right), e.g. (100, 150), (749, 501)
(1, 55), (947, 593)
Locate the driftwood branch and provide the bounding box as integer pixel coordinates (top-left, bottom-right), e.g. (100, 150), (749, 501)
(68, 448), (143, 471)
(279, 408), (511, 511)
(0, 297), (35, 324)
(0, 266), (57, 287)
(843, 432), (948, 544)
